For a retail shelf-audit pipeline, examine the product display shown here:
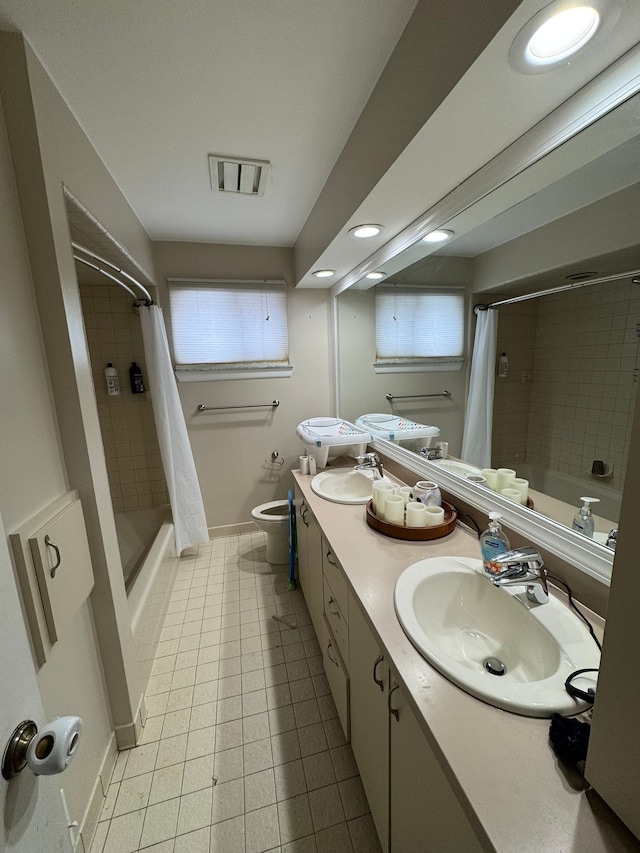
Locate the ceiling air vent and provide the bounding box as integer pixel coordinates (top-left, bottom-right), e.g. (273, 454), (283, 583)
(209, 155), (270, 197)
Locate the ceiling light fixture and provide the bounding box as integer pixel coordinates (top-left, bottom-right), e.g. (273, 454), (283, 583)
(527, 6), (599, 63)
(349, 224), (384, 239)
(365, 271), (386, 280)
(312, 269), (336, 278)
(422, 229), (455, 244)
(509, 1), (618, 73)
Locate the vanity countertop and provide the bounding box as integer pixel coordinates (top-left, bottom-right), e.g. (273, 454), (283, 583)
(293, 469), (640, 853)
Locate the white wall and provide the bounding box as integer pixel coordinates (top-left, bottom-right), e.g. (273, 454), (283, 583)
(0, 30), (161, 842)
(153, 241), (333, 527)
(0, 90), (108, 848)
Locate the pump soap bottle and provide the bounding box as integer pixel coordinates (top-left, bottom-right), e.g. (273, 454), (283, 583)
(572, 497), (599, 538)
(480, 512), (510, 574)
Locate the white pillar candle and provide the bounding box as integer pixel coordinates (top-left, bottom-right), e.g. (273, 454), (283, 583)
(496, 468), (516, 492)
(384, 494), (405, 526)
(424, 506), (445, 527)
(406, 502), (427, 528)
(397, 486), (413, 505)
(481, 468), (499, 490)
(372, 482), (394, 517)
(511, 477), (529, 505)
(501, 488), (521, 503)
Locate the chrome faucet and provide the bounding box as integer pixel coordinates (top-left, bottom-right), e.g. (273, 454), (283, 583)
(419, 446), (443, 460)
(354, 452), (384, 479)
(487, 546), (549, 605)
(606, 528), (617, 550)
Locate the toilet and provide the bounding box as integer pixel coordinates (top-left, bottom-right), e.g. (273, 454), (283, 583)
(251, 500), (290, 564)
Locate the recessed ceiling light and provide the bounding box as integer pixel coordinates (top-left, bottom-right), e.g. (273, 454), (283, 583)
(528, 6), (599, 63)
(349, 224), (384, 239)
(509, 1), (617, 73)
(365, 271), (386, 280)
(422, 229), (455, 244)
(312, 269), (336, 278)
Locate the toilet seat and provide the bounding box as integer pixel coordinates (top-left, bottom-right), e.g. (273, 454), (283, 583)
(251, 500), (290, 564)
(251, 500), (289, 520)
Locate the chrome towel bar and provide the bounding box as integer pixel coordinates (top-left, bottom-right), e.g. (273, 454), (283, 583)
(197, 400), (279, 412)
(386, 391), (451, 402)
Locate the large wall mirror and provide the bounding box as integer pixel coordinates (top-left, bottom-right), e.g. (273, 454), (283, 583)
(336, 87), (640, 582)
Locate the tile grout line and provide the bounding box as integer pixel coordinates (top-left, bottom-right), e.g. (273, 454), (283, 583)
(92, 530), (379, 853)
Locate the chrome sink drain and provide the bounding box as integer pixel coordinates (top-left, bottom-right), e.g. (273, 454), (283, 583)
(484, 657), (506, 676)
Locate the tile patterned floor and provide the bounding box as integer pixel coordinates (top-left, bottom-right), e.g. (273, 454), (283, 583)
(91, 530), (382, 853)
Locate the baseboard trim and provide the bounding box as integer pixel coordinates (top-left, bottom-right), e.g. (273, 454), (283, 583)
(78, 732), (117, 852)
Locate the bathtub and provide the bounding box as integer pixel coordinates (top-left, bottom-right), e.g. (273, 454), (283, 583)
(115, 507), (179, 695)
(511, 462), (621, 524)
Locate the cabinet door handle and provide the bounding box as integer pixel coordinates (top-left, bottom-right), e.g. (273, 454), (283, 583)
(325, 550), (338, 567)
(300, 503), (309, 527)
(44, 535), (62, 578)
(373, 653), (384, 691)
(327, 597), (341, 618)
(388, 684), (400, 721)
(326, 641), (340, 667)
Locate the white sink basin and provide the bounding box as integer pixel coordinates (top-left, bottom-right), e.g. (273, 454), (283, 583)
(311, 468), (382, 504)
(394, 556), (599, 717)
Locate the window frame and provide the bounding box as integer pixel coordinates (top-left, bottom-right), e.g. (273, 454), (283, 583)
(167, 278), (293, 382)
(373, 284), (465, 373)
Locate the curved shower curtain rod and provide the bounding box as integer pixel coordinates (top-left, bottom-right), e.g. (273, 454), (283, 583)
(72, 242), (154, 305)
(474, 265), (640, 313)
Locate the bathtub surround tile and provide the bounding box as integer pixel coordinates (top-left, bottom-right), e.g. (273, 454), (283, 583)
(103, 530), (376, 853)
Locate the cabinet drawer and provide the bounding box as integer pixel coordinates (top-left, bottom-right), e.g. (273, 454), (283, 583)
(320, 615), (350, 741)
(322, 541), (348, 616)
(324, 575), (349, 667)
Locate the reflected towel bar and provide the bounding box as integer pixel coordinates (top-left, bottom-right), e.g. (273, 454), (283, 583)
(197, 400), (279, 412)
(386, 391), (451, 402)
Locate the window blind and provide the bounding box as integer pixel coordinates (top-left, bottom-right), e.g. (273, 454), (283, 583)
(169, 281), (289, 368)
(375, 287), (464, 362)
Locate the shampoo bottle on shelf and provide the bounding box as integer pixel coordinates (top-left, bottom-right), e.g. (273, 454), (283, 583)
(498, 352), (509, 378)
(129, 361), (145, 394)
(480, 512), (510, 574)
(572, 497), (599, 538)
(105, 363), (120, 396)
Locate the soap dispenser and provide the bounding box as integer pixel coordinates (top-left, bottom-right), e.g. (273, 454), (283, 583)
(572, 497), (599, 538)
(480, 512), (510, 574)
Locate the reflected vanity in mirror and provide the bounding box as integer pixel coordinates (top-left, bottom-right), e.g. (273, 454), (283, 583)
(336, 87), (640, 569)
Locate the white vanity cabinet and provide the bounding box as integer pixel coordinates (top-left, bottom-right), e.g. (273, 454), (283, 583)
(349, 595), (390, 852)
(293, 485), (323, 636)
(389, 682), (483, 853)
(321, 539), (350, 739)
(349, 592), (483, 853)
(294, 486), (350, 737)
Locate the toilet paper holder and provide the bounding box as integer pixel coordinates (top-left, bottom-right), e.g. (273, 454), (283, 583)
(2, 715), (82, 780)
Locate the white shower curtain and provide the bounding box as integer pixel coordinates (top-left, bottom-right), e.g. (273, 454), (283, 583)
(139, 305), (209, 554)
(461, 308), (498, 469)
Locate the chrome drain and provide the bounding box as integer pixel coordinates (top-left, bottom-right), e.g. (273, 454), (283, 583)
(484, 657), (506, 676)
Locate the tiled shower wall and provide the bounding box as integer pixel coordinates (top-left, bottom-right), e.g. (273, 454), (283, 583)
(492, 280), (640, 494)
(80, 282), (168, 512)
(491, 300), (538, 467)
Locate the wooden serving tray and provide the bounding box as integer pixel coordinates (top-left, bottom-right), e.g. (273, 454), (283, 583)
(365, 500), (457, 541)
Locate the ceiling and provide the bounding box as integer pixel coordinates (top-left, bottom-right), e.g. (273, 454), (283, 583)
(2, 0), (640, 289)
(0, 0), (417, 247)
